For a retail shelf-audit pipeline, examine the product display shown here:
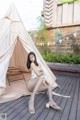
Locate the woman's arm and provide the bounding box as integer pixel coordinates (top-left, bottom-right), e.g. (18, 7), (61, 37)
(31, 63), (43, 77)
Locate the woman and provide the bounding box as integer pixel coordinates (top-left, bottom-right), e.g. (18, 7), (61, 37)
(27, 52), (62, 114)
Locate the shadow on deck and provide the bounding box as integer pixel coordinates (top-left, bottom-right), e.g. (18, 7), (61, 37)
(0, 74), (80, 120)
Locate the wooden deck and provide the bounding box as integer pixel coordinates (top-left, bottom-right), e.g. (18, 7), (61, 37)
(0, 74), (80, 120)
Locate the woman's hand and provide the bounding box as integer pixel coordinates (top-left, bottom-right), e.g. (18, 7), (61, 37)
(39, 71), (44, 76)
(39, 70), (43, 72)
(39, 70), (44, 75)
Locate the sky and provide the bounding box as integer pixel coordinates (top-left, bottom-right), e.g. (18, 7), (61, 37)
(0, 0), (43, 31)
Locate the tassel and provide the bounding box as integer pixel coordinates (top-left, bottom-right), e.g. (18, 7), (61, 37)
(52, 92), (70, 98)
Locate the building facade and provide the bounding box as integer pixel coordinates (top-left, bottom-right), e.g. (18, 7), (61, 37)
(43, 0), (80, 28)
(41, 0), (80, 54)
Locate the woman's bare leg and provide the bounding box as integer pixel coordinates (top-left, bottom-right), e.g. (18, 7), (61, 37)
(38, 84), (48, 92)
(47, 85), (62, 110)
(37, 82), (62, 110)
(28, 77), (61, 114)
(28, 76), (44, 114)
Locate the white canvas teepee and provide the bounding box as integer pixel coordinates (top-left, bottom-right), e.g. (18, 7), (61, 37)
(0, 3), (58, 103)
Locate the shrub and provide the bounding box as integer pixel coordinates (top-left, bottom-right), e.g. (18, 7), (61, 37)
(42, 53), (80, 64)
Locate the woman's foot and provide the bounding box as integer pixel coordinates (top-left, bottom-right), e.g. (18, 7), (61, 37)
(46, 101), (62, 111)
(28, 99), (35, 114)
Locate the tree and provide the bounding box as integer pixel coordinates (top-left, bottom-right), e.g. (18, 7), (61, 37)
(36, 17), (50, 55)
(55, 28), (63, 53)
(69, 34), (80, 54)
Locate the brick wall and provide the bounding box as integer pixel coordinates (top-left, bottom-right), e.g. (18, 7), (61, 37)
(46, 25), (80, 53)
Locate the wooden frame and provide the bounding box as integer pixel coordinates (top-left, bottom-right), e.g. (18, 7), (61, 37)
(7, 67), (26, 85)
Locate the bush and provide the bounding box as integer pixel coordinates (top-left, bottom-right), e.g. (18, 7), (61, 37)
(42, 53), (80, 64)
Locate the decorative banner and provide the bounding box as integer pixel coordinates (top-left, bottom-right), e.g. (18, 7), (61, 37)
(73, 33), (77, 37)
(39, 43), (44, 46)
(59, 39), (62, 43)
(36, 30), (80, 46)
(57, 30), (80, 42)
(65, 37), (69, 40)
(47, 42), (50, 46)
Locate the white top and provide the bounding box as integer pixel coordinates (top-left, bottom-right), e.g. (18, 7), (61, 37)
(30, 66), (42, 79)
(31, 70), (37, 79)
(30, 64), (51, 85)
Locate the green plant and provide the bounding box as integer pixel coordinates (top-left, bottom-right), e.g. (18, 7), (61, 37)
(55, 28), (63, 54)
(42, 53), (80, 64)
(69, 34), (80, 54)
(36, 17), (51, 55)
(60, 0), (79, 3)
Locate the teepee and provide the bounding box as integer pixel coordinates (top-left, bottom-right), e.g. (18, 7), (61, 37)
(0, 3), (58, 103)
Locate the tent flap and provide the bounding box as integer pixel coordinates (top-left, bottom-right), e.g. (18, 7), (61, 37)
(0, 3), (58, 103)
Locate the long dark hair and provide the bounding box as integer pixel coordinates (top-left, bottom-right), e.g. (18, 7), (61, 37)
(27, 52), (38, 69)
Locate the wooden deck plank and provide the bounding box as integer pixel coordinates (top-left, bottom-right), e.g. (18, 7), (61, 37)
(76, 78), (80, 120)
(8, 98), (29, 120)
(45, 75), (72, 120)
(21, 94), (47, 120)
(36, 76), (72, 120)
(11, 94), (44, 120)
(68, 77), (80, 120)
(20, 75), (66, 120)
(0, 97), (27, 113)
(0, 97), (24, 110)
(26, 74), (65, 120)
(8, 94), (43, 120)
(0, 75), (80, 120)
(0, 75), (64, 120)
(52, 76), (76, 120)
(60, 77), (78, 120)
